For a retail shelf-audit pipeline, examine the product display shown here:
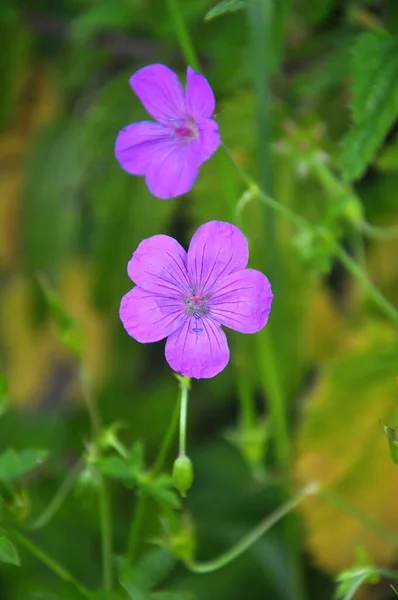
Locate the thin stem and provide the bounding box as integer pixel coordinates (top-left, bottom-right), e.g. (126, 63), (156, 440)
(152, 396), (181, 476)
(223, 144), (307, 229)
(224, 143), (398, 327)
(126, 493), (147, 563)
(360, 220), (398, 241)
(126, 383), (184, 562)
(166, 0), (200, 71)
(185, 486), (314, 574)
(30, 456), (84, 530)
(257, 329), (290, 468)
(333, 244), (398, 326)
(179, 379), (189, 457)
(11, 531), (91, 598)
(317, 488), (398, 548)
(78, 365), (113, 592)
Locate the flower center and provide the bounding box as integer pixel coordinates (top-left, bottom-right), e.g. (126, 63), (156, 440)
(184, 285), (209, 332)
(168, 118), (198, 144)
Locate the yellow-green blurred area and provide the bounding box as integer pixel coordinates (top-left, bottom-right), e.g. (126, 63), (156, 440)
(2, 0), (398, 599)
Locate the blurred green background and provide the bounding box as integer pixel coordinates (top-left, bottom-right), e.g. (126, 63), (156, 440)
(2, 0), (398, 599)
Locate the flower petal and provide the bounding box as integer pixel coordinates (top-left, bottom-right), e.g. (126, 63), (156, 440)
(210, 269), (273, 333)
(196, 118), (220, 164)
(187, 221), (249, 294)
(145, 142), (199, 199)
(120, 286), (186, 343)
(130, 64), (186, 123)
(115, 121), (169, 175)
(128, 234), (189, 296)
(185, 67), (215, 121)
(165, 317), (230, 379)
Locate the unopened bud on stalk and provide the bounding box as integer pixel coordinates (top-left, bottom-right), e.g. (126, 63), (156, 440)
(172, 455), (194, 497)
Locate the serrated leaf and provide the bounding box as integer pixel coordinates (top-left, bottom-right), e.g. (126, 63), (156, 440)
(0, 536), (20, 566)
(341, 32), (398, 181)
(205, 0), (245, 20)
(0, 449), (48, 483)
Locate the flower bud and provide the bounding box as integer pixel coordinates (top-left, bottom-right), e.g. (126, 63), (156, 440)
(172, 455), (194, 497)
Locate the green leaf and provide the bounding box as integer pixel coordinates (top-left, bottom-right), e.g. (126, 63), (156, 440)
(336, 567), (376, 600)
(341, 32), (398, 181)
(0, 536), (20, 566)
(0, 449), (48, 483)
(142, 475), (180, 509)
(95, 456), (137, 485)
(36, 275), (84, 358)
(118, 549), (176, 597)
(205, 0), (245, 21)
(128, 441), (144, 472)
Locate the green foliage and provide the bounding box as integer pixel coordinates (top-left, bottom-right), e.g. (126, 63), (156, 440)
(0, 375), (9, 417)
(0, 449), (48, 483)
(341, 32), (398, 181)
(0, 535), (20, 566)
(36, 275), (84, 358)
(205, 0), (245, 20)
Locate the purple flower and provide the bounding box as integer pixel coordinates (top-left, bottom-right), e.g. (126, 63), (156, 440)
(120, 221), (273, 379)
(115, 64), (220, 199)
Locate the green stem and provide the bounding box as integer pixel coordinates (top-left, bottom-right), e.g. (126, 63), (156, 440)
(166, 0), (200, 71)
(257, 329), (290, 468)
(317, 488), (398, 548)
(360, 221), (398, 240)
(333, 244), (398, 325)
(179, 379), (190, 456)
(224, 144), (398, 327)
(185, 486), (314, 574)
(79, 365), (113, 592)
(223, 144), (307, 229)
(12, 531), (91, 598)
(152, 396), (181, 476)
(126, 493), (147, 563)
(29, 456), (84, 530)
(126, 381), (184, 562)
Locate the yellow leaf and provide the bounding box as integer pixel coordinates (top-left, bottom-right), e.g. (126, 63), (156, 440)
(294, 321), (398, 573)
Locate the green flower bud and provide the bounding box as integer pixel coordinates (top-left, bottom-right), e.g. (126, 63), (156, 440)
(172, 455), (194, 497)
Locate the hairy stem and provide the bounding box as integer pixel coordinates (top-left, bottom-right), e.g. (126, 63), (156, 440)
(79, 365), (113, 592)
(185, 486), (314, 574)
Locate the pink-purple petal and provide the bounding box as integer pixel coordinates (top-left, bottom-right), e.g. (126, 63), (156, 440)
(115, 121), (169, 176)
(127, 234), (189, 296)
(209, 268), (273, 333)
(196, 119), (220, 164)
(185, 67), (215, 121)
(120, 286), (186, 343)
(145, 142), (200, 199)
(130, 64), (186, 123)
(187, 221), (249, 294)
(165, 317), (230, 379)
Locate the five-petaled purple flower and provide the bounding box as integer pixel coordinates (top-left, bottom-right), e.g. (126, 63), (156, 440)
(120, 221), (273, 379)
(115, 64), (220, 199)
